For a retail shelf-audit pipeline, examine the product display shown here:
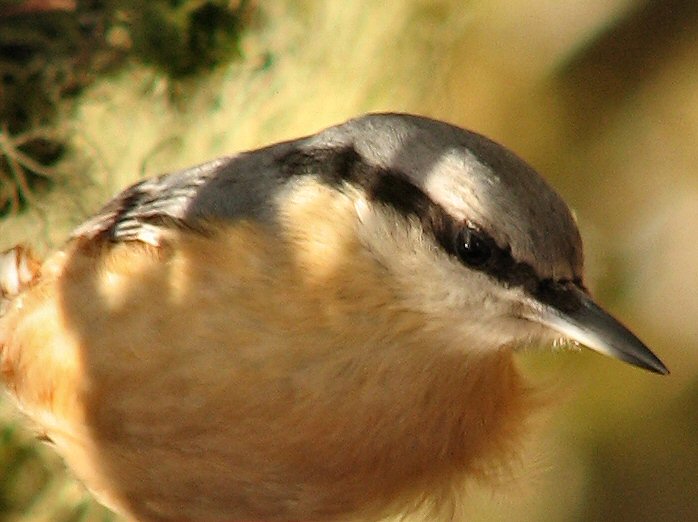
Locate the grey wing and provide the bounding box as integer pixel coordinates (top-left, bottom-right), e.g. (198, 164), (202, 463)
(71, 159), (225, 245)
(71, 140), (304, 246)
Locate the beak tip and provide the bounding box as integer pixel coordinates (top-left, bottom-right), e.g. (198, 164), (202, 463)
(612, 340), (669, 376)
(597, 341), (669, 375)
(592, 340), (669, 376)
(647, 358), (670, 376)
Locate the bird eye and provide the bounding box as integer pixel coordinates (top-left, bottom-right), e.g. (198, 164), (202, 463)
(455, 228), (492, 267)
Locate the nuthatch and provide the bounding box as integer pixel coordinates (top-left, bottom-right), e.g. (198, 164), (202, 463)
(0, 113), (667, 522)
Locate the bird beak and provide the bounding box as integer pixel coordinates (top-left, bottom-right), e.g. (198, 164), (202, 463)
(526, 283), (669, 375)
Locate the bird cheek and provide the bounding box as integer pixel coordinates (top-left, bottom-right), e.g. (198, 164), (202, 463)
(501, 300), (556, 348)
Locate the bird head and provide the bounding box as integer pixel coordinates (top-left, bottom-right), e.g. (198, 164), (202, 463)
(281, 113), (667, 373)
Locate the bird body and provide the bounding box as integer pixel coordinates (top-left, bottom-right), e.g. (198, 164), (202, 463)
(0, 114), (666, 521)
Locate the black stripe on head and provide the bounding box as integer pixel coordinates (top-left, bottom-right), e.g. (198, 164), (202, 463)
(280, 145), (584, 311)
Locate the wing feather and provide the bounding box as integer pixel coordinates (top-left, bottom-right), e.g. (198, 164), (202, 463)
(70, 138), (304, 246)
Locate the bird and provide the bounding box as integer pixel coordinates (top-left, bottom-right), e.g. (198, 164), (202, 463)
(0, 113), (667, 522)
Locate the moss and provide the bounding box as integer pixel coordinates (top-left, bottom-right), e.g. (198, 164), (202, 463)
(120, 0), (253, 78)
(0, 0), (254, 216)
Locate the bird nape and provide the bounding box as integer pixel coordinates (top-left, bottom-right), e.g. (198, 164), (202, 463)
(0, 113), (667, 522)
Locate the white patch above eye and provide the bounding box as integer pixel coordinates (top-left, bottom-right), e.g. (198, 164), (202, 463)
(422, 148), (495, 224)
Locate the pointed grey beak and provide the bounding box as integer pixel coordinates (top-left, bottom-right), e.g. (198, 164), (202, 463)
(526, 283), (669, 375)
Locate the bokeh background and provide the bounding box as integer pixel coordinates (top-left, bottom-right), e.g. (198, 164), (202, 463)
(0, 0), (697, 520)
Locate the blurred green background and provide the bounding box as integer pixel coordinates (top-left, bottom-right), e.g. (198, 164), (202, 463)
(0, 0), (697, 520)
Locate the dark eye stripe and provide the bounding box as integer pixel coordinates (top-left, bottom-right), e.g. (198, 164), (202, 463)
(279, 144), (583, 310)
